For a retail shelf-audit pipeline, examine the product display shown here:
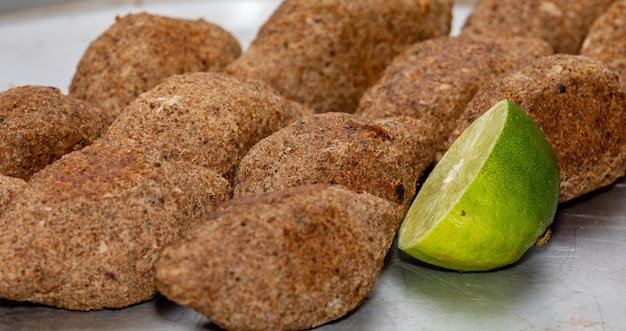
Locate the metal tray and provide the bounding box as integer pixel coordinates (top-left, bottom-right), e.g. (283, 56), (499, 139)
(1, 1), (625, 330)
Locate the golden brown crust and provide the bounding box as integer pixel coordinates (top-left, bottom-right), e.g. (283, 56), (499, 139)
(225, 0), (453, 114)
(451, 54), (626, 202)
(233, 112), (435, 223)
(69, 12), (241, 120)
(156, 184), (396, 331)
(0, 175), (26, 213)
(0, 85), (110, 180)
(0, 139), (231, 310)
(355, 36), (553, 152)
(581, 0), (626, 87)
(461, 0), (616, 54)
(104, 72), (312, 182)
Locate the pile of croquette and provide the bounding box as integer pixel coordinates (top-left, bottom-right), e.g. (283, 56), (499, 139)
(1, 0), (626, 330)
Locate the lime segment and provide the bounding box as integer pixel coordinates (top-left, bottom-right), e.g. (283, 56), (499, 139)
(397, 99), (559, 272)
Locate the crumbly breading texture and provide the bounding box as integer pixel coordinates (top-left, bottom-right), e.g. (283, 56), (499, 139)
(104, 72), (312, 182)
(0, 175), (26, 212)
(0, 85), (110, 180)
(0, 140), (231, 310)
(461, 0), (616, 54)
(70, 12), (241, 121)
(156, 184), (396, 331)
(451, 54), (626, 203)
(233, 112), (435, 224)
(581, 0), (626, 87)
(225, 0), (453, 114)
(355, 36), (553, 152)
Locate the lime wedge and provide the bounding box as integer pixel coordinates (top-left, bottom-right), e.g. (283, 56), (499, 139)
(398, 99), (559, 272)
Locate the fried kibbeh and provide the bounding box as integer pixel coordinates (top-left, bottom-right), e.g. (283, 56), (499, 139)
(581, 0), (626, 86)
(0, 140), (231, 310)
(451, 54), (626, 203)
(0, 85), (110, 180)
(225, 0), (453, 114)
(104, 72), (312, 182)
(355, 36), (553, 152)
(461, 0), (616, 54)
(0, 175), (26, 212)
(156, 184), (396, 331)
(70, 12), (241, 121)
(233, 112), (435, 223)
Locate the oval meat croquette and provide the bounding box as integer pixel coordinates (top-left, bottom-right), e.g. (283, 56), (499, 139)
(156, 184), (397, 331)
(70, 12), (241, 121)
(233, 112), (435, 223)
(225, 0), (453, 113)
(104, 72), (312, 182)
(451, 54), (626, 203)
(0, 85), (110, 180)
(581, 0), (626, 87)
(0, 140), (231, 310)
(355, 36), (553, 152)
(461, 0), (616, 54)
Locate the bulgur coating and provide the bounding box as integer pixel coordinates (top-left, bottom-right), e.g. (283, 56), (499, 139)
(0, 139), (231, 310)
(461, 0), (616, 54)
(233, 112), (435, 223)
(69, 12), (241, 121)
(581, 0), (626, 87)
(225, 0), (453, 114)
(451, 54), (626, 203)
(355, 36), (553, 152)
(104, 72), (312, 182)
(0, 85), (110, 180)
(0, 175), (26, 212)
(156, 184), (396, 331)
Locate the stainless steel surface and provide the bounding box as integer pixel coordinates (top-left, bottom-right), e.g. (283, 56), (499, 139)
(0, 0), (87, 15)
(1, 1), (625, 330)
(0, 0), (286, 93)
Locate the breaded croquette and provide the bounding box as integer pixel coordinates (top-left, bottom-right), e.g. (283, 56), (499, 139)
(0, 140), (231, 310)
(70, 13), (241, 121)
(0, 85), (110, 180)
(104, 72), (312, 182)
(355, 36), (553, 153)
(461, 0), (616, 54)
(233, 112), (435, 223)
(157, 184), (396, 331)
(581, 0), (626, 87)
(225, 0), (453, 113)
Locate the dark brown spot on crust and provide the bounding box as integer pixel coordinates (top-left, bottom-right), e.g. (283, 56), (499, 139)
(394, 181), (405, 202)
